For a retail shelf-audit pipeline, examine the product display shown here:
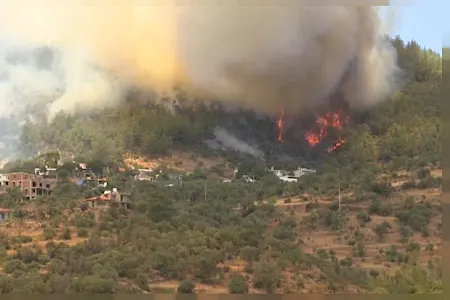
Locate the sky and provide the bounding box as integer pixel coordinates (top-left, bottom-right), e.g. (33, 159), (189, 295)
(380, 0), (443, 54)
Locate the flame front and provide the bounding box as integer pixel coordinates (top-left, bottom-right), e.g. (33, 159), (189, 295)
(305, 111), (349, 151)
(327, 137), (345, 153)
(277, 108), (284, 143)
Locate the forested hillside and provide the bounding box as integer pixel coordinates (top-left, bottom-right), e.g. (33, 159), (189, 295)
(16, 37), (441, 171)
(0, 37), (442, 294)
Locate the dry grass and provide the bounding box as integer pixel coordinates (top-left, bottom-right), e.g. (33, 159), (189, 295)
(124, 151), (234, 176)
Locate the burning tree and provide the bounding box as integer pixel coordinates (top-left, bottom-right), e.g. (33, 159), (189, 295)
(304, 110), (350, 153)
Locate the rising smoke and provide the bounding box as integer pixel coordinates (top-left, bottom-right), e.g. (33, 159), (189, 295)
(0, 1), (399, 121)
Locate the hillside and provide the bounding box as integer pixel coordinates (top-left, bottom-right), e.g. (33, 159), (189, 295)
(0, 166), (442, 293)
(0, 38), (442, 294)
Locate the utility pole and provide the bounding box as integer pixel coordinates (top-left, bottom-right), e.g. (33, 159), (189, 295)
(337, 182), (342, 234)
(338, 182), (341, 212)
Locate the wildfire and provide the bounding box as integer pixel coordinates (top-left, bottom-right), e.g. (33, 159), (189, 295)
(277, 108), (284, 143)
(327, 137), (345, 153)
(305, 111), (349, 151)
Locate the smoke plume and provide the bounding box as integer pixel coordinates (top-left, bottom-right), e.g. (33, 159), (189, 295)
(211, 127), (264, 159)
(0, 1), (399, 121)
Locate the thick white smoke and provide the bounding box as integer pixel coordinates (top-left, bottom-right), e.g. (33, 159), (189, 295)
(0, 41), (124, 120)
(0, 2), (398, 121)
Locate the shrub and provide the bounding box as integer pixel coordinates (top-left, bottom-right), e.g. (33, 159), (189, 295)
(43, 228), (56, 240)
(77, 228), (89, 238)
(228, 273), (249, 294)
(177, 280), (196, 294)
(61, 228), (71, 240)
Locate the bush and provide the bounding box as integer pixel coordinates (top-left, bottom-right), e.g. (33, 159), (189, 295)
(356, 211), (371, 226)
(375, 222), (391, 240)
(417, 168), (431, 179)
(0, 274), (13, 293)
(395, 204), (432, 232)
(340, 256), (353, 267)
(134, 273), (150, 291)
(416, 176), (440, 189)
(75, 212), (96, 228)
(71, 275), (117, 293)
(368, 200), (392, 216)
(15, 235), (33, 244)
(253, 261), (281, 294)
(61, 228), (71, 240)
(2, 259), (26, 274)
(77, 228), (89, 238)
(401, 180), (416, 189)
(406, 242), (421, 253)
(177, 280), (196, 294)
(370, 181), (392, 197)
(43, 228), (56, 240)
(399, 225), (412, 243)
(228, 273), (249, 294)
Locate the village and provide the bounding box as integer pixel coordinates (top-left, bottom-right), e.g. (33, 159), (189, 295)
(0, 159), (316, 221)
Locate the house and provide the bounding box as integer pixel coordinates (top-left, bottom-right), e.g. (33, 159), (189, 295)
(84, 188), (132, 209)
(75, 177), (108, 187)
(72, 163), (101, 180)
(242, 175), (256, 183)
(0, 208), (12, 221)
(270, 166), (316, 182)
(5, 172), (57, 199)
(167, 173), (182, 181)
(278, 176), (298, 182)
(0, 174), (8, 194)
(0, 174), (8, 186)
(270, 167), (287, 177)
(34, 166), (57, 176)
(293, 167), (316, 178)
(134, 169), (156, 182)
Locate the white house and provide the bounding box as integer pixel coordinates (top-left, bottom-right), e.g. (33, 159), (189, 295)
(278, 176), (298, 182)
(242, 175), (256, 183)
(270, 167), (287, 177)
(0, 174), (8, 186)
(293, 167), (316, 178)
(270, 166), (316, 182)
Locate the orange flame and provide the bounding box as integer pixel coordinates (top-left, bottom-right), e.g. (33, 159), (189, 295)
(277, 108), (284, 143)
(327, 137), (345, 153)
(305, 110), (349, 151)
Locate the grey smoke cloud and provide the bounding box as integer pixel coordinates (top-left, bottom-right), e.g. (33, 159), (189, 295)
(177, 6), (399, 115)
(212, 127), (264, 158)
(0, 2), (399, 137)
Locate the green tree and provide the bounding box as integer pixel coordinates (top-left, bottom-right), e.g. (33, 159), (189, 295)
(252, 261), (281, 294)
(228, 273), (249, 294)
(177, 280), (196, 294)
(375, 222), (391, 241)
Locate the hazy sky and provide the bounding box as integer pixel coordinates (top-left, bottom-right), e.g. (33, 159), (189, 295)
(380, 0), (443, 53)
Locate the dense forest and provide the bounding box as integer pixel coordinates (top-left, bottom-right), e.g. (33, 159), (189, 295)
(0, 37), (443, 294)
